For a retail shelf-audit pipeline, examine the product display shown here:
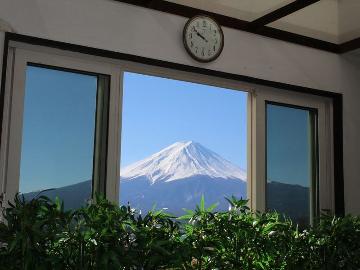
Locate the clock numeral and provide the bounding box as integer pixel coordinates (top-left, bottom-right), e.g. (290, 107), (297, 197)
(208, 50), (211, 56)
(190, 41), (193, 47)
(203, 20), (207, 27)
(196, 21), (200, 27)
(213, 45), (216, 51)
(195, 47), (198, 53)
(202, 48), (205, 56)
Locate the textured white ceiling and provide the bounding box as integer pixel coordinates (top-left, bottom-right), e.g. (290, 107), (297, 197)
(165, 0), (294, 21)
(166, 0), (360, 44)
(269, 0), (339, 43)
(270, 0), (360, 44)
(338, 0), (360, 43)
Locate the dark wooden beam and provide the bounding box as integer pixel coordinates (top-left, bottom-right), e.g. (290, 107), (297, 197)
(339, 37), (360, 53)
(249, 0), (320, 28)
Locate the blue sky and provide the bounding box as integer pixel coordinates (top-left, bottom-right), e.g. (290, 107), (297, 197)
(120, 72), (248, 169)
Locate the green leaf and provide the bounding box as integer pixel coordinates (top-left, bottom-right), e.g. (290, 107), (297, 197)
(207, 202), (218, 212)
(200, 195), (205, 212)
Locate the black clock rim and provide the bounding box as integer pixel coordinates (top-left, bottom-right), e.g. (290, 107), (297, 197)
(183, 14), (224, 63)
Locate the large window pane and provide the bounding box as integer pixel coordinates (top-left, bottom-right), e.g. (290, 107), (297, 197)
(19, 66), (98, 209)
(266, 103), (317, 225)
(120, 72), (247, 215)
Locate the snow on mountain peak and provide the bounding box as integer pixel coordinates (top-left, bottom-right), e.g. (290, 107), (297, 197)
(120, 141), (246, 184)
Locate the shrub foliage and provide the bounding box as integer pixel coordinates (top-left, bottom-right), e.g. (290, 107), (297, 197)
(0, 195), (359, 269)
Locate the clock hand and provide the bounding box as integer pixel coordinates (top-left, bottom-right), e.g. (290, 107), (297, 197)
(197, 32), (208, 42)
(193, 28), (208, 42)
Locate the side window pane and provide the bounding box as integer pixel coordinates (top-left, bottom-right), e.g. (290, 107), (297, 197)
(19, 66), (98, 209)
(120, 72), (247, 215)
(266, 103), (317, 226)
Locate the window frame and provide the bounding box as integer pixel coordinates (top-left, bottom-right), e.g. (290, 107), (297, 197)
(253, 87), (334, 223)
(115, 60), (255, 204)
(0, 46), (122, 205)
(0, 41), (336, 218)
(265, 101), (319, 224)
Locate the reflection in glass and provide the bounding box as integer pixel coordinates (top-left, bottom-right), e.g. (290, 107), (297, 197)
(266, 103), (317, 226)
(19, 66), (98, 209)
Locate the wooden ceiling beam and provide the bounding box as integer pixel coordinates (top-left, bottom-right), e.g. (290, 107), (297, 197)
(249, 0), (320, 28)
(339, 37), (360, 53)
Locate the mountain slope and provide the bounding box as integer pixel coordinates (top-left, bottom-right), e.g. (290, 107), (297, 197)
(120, 141), (247, 214)
(23, 180), (91, 209)
(267, 181), (309, 225)
(120, 176), (246, 215)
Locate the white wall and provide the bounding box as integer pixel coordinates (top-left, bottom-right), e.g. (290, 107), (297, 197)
(339, 55), (360, 214)
(0, 0), (359, 213)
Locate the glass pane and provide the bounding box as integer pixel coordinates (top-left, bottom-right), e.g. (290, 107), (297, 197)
(266, 103), (317, 226)
(120, 72), (247, 216)
(19, 66), (98, 209)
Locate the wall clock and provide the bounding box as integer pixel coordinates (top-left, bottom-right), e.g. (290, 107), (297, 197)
(183, 15), (224, 63)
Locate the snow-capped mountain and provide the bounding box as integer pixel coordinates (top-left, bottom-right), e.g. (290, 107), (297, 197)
(120, 141), (247, 214)
(121, 141), (247, 183)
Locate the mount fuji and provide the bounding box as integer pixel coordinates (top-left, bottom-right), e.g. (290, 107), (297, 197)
(119, 141), (247, 215)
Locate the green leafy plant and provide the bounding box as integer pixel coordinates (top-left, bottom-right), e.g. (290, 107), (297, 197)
(0, 194), (359, 270)
(0, 194), (71, 270)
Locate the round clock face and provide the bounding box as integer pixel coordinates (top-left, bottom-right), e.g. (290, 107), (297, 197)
(183, 15), (224, 63)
